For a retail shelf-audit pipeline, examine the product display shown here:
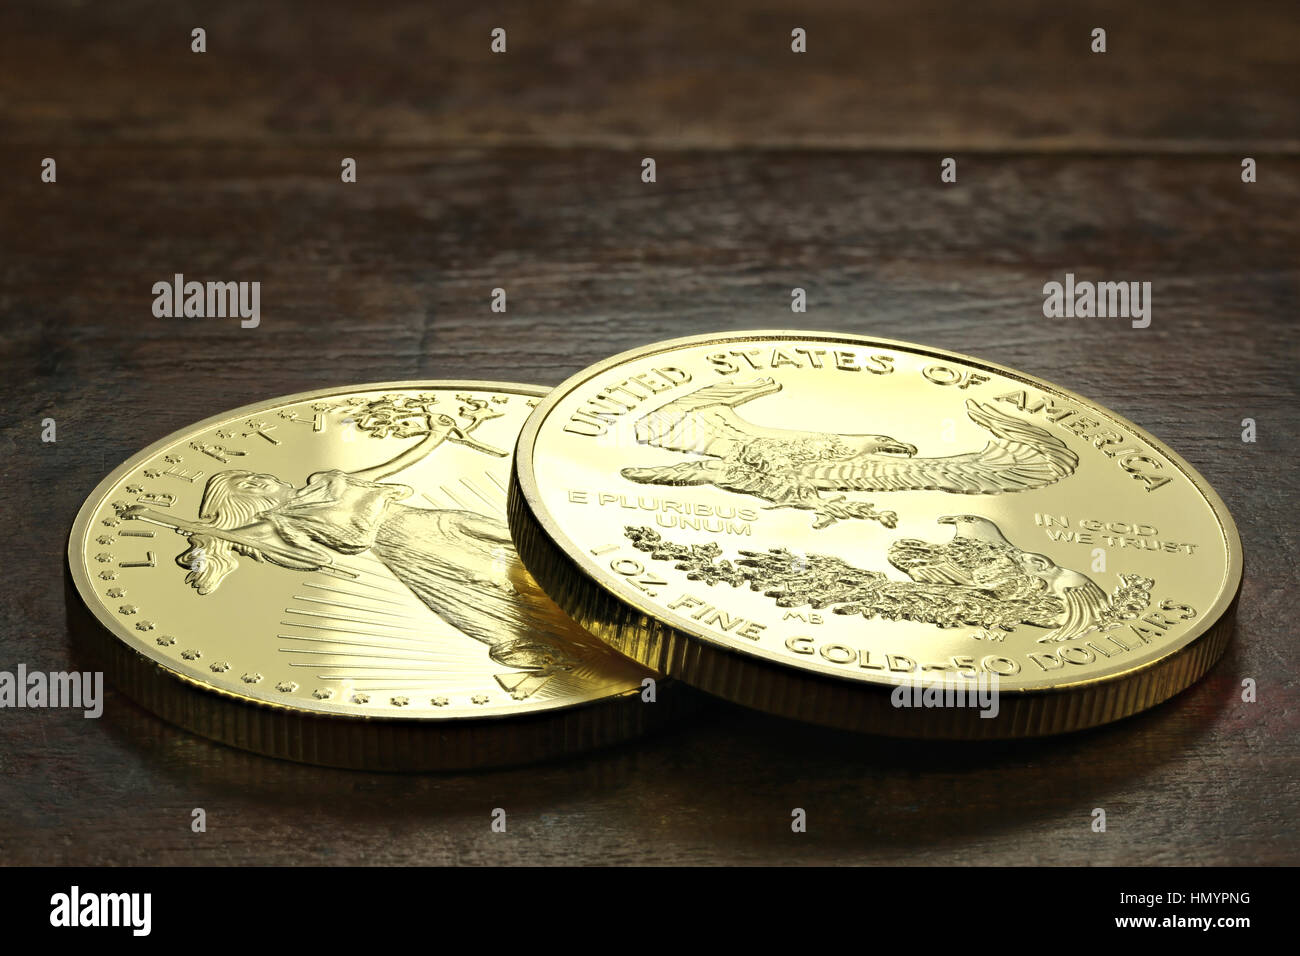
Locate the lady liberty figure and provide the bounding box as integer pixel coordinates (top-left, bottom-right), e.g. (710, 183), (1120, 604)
(121, 395), (579, 686)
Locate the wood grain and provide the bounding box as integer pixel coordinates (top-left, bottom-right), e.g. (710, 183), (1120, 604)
(0, 1), (1297, 866)
(1, 0), (1297, 151)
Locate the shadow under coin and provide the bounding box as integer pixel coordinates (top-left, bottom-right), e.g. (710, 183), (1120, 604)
(64, 569), (714, 822)
(643, 632), (1240, 855)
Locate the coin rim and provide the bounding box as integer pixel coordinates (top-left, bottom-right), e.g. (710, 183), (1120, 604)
(67, 380), (677, 769)
(510, 331), (1243, 736)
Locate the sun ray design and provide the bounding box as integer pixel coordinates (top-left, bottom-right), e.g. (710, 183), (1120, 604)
(459, 476), (498, 511)
(484, 471), (510, 498)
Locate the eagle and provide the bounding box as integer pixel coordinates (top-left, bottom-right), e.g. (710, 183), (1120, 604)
(888, 514), (1111, 641)
(619, 378), (1079, 528)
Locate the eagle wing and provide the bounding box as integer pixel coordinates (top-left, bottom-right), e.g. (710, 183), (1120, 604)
(633, 377), (793, 458)
(1042, 576), (1111, 642)
(897, 555), (978, 587)
(803, 400), (1078, 494)
(887, 539), (980, 586)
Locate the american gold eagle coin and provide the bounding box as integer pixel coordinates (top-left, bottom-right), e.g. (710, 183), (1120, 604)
(508, 332), (1242, 738)
(68, 382), (674, 770)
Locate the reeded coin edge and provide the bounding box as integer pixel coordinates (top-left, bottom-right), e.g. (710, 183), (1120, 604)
(66, 568), (692, 770)
(66, 381), (681, 768)
(509, 331), (1242, 731)
(509, 478), (1238, 738)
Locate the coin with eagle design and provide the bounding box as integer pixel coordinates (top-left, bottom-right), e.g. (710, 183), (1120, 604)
(508, 332), (1242, 737)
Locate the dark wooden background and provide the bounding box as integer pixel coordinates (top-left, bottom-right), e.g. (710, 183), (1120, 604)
(1, 0), (1296, 865)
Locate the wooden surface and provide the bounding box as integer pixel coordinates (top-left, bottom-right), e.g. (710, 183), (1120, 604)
(1, 1), (1297, 866)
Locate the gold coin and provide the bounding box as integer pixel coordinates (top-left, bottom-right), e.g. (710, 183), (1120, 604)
(68, 382), (673, 770)
(510, 332), (1242, 738)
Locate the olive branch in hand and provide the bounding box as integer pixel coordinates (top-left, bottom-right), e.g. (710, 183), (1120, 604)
(337, 392), (508, 455)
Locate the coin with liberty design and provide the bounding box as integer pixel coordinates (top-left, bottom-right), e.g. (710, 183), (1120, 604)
(68, 382), (675, 770)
